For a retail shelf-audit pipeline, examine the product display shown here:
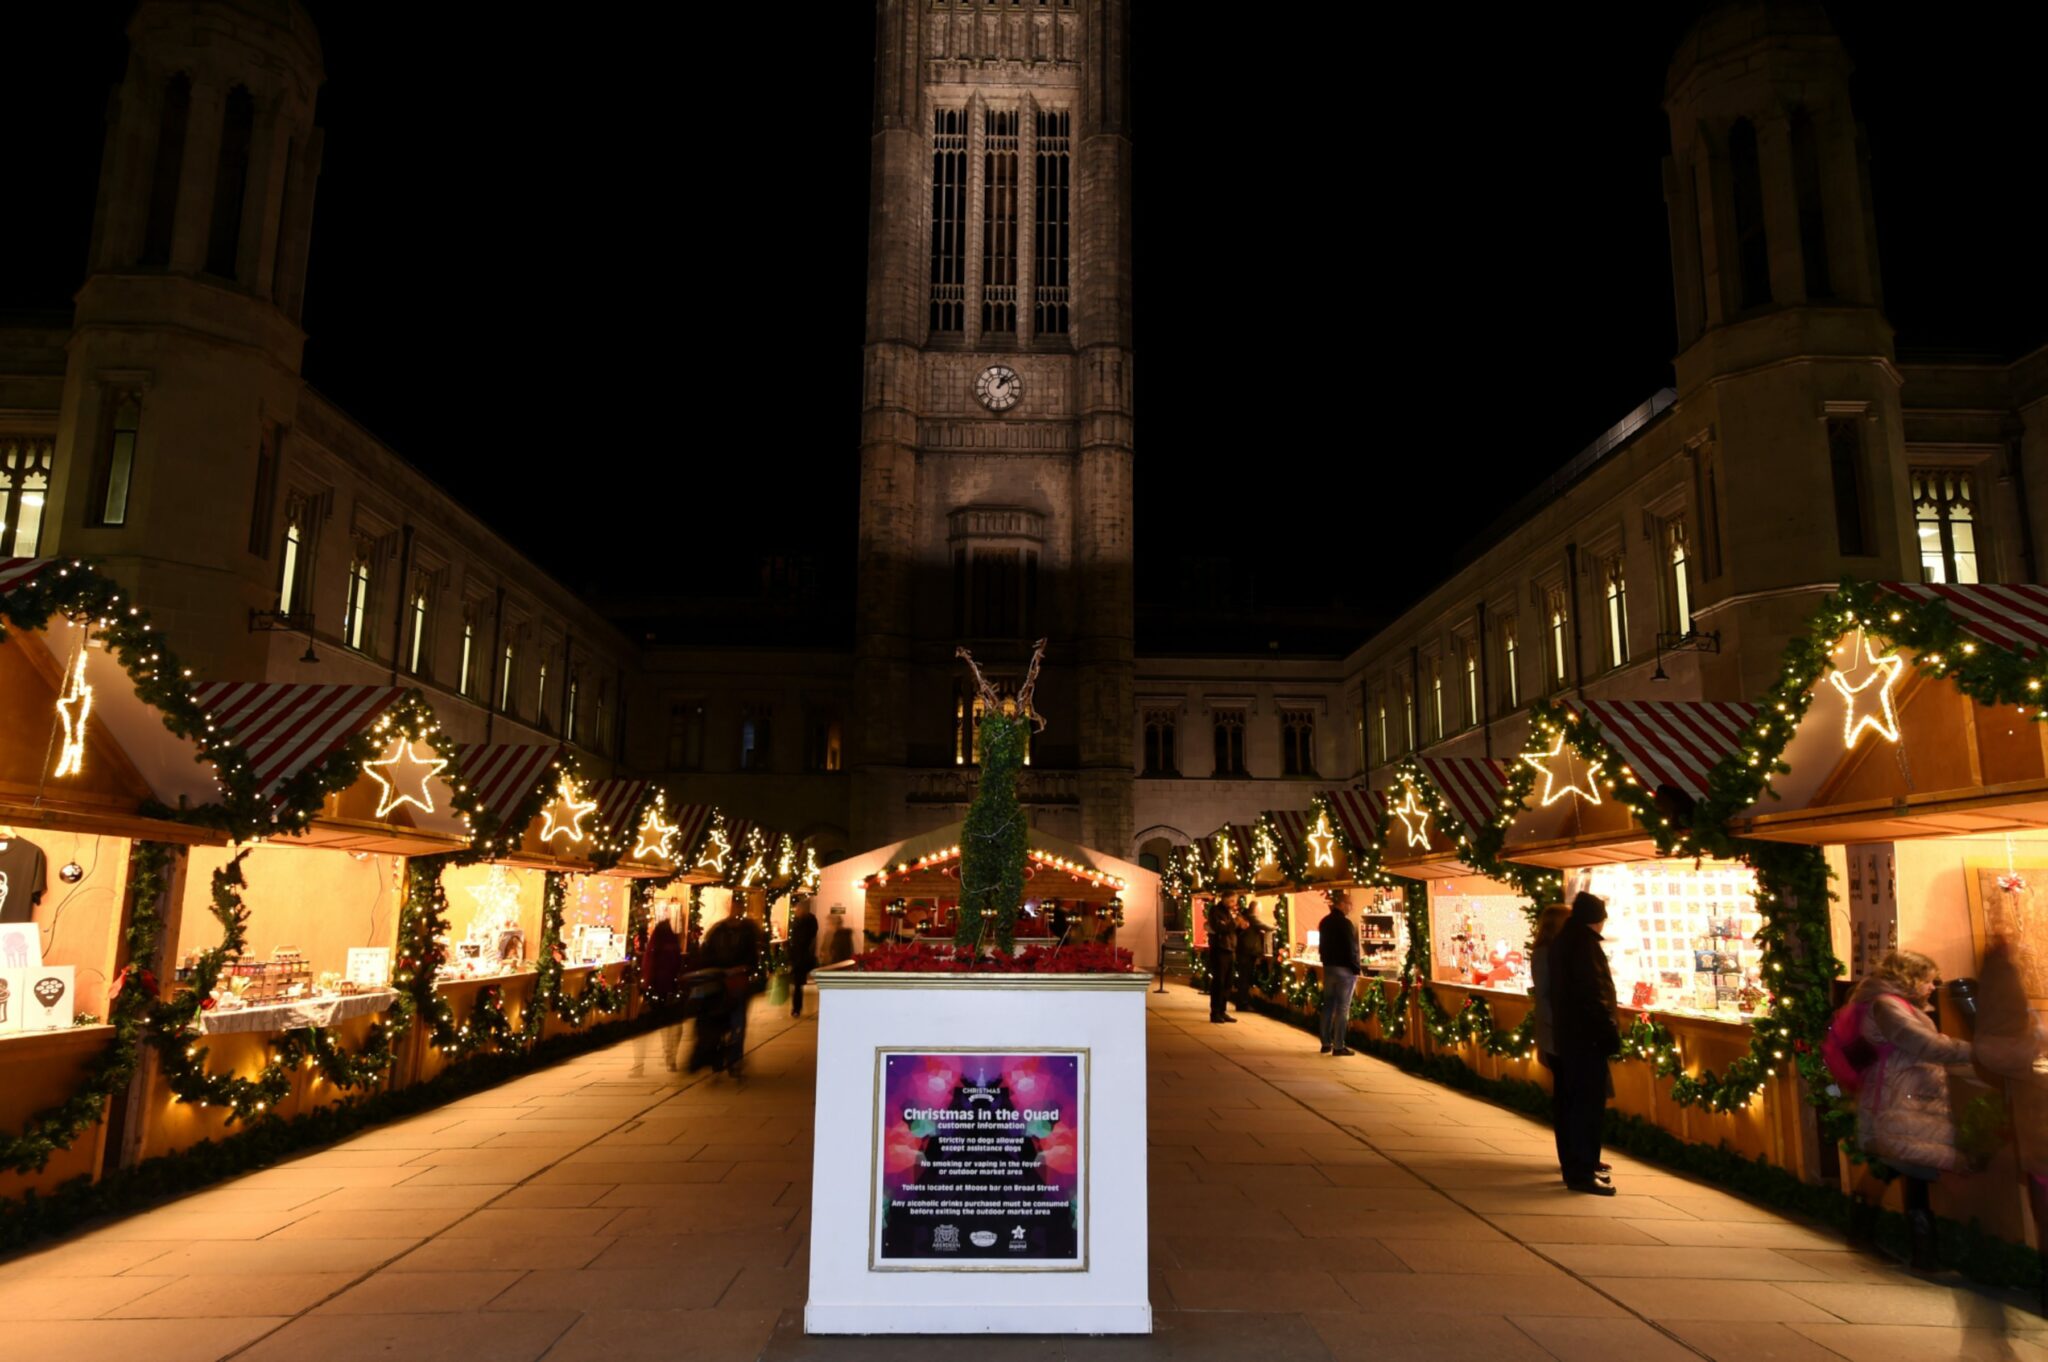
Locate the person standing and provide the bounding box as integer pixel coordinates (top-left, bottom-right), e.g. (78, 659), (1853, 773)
(1233, 902), (1265, 1013)
(1550, 892), (1621, 1195)
(691, 899), (763, 1074)
(631, 906), (686, 1075)
(1317, 892), (1361, 1056)
(1205, 893), (1240, 1024)
(820, 905), (856, 967)
(1527, 905), (1571, 1068)
(787, 899), (820, 1018)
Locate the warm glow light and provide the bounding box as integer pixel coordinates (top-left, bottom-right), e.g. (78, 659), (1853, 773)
(633, 796), (679, 861)
(540, 776), (597, 844)
(699, 821), (732, 874)
(1521, 730), (1603, 807)
(1827, 628), (1905, 749)
(1390, 782), (1432, 849)
(52, 645), (92, 778)
(364, 738), (445, 818)
(1306, 811), (1337, 868)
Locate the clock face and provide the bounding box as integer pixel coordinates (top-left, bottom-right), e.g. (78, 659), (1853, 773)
(975, 364), (1022, 412)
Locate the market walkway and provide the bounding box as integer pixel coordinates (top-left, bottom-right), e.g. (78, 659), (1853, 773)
(1, 989), (2043, 1362)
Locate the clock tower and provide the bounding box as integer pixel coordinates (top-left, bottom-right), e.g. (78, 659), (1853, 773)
(852, 0), (1134, 854)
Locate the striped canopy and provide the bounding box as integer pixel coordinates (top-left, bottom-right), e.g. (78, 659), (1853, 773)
(1879, 582), (2048, 657)
(1417, 757), (1510, 832)
(589, 778), (648, 841)
(1568, 699), (1758, 802)
(456, 743), (563, 821)
(670, 803), (716, 864)
(1323, 786), (1385, 851)
(189, 682), (407, 813)
(1263, 808), (1308, 867)
(0, 557), (53, 593)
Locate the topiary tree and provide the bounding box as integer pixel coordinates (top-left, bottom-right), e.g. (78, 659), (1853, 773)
(954, 641), (1047, 954)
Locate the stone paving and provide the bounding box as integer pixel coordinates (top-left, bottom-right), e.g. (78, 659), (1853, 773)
(0, 986), (2044, 1360)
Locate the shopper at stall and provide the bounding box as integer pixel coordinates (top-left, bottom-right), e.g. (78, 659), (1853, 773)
(820, 906), (855, 967)
(688, 899), (764, 1075)
(1317, 892), (1361, 1057)
(1205, 893), (1240, 1024)
(629, 907), (686, 1075)
(1847, 948), (1974, 1269)
(1528, 904), (1571, 1068)
(1233, 901), (1266, 1013)
(787, 899), (820, 1019)
(1973, 938), (2048, 1304)
(1551, 891), (1621, 1195)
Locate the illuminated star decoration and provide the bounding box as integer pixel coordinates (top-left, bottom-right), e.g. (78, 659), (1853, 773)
(1521, 730), (1603, 807)
(800, 846), (822, 896)
(1306, 811), (1338, 869)
(1827, 628), (1905, 749)
(52, 646), (93, 779)
(539, 775), (597, 844)
(1213, 831), (1236, 876)
(1254, 825), (1279, 872)
(698, 819), (731, 875)
(364, 738), (446, 818)
(738, 829), (769, 887)
(1390, 782), (1433, 848)
(633, 799), (679, 861)
(467, 866), (523, 927)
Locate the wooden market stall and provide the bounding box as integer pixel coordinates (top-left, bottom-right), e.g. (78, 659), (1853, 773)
(1274, 789), (1411, 984)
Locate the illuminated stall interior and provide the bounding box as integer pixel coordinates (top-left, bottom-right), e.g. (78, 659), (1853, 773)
(1187, 824), (1250, 951)
(1379, 759), (1533, 991)
(1285, 790), (1411, 977)
(850, 820), (1131, 946)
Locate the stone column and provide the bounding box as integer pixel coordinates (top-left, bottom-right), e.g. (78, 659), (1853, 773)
(1755, 112), (1806, 306)
(238, 100), (290, 296)
(272, 126), (323, 320)
(1016, 94), (1037, 347)
(1817, 101), (1878, 306)
(168, 81), (225, 272)
(964, 93), (986, 348)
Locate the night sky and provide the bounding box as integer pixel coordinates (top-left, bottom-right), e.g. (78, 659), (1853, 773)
(5, 3), (2045, 651)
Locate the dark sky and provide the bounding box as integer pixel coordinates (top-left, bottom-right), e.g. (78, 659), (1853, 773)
(6, 3), (2046, 649)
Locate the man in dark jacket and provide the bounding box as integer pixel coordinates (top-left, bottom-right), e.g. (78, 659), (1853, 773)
(786, 901), (820, 1018)
(1317, 893), (1361, 1056)
(1205, 894), (1240, 1023)
(1233, 903), (1266, 1012)
(1550, 891), (1621, 1194)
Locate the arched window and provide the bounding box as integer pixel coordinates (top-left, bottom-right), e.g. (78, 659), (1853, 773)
(1727, 119), (1771, 311)
(1788, 108), (1831, 299)
(206, 86), (255, 278)
(140, 74), (191, 266)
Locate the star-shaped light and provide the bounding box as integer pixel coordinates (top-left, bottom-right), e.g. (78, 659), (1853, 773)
(698, 820), (731, 874)
(1827, 628), (1905, 749)
(539, 775), (597, 844)
(1390, 782), (1432, 848)
(1522, 730), (1603, 807)
(52, 647), (92, 779)
(1254, 825), (1279, 871)
(633, 799), (679, 861)
(467, 866), (523, 926)
(800, 847), (822, 896)
(364, 738), (446, 819)
(1213, 832), (1236, 875)
(738, 829), (769, 887)
(1306, 811), (1338, 868)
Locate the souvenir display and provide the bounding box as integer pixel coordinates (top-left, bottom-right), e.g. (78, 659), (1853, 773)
(1431, 892), (1531, 990)
(1581, 858), (1765, 1021)
(0, 832), (49, 924)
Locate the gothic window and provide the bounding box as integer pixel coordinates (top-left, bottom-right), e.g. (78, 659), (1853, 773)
(1428, 660), (1445, 742)
(667, 701), (705, 769)
(1499, 616), (1521, 713)
(342, 552), (373, 652)
(982, 110), (1020, 334)
(1913, 468), (1980, 584)
(1663, 520), (1694, 635)
(277, 497), (310, 615)
(565, 674), (581, 743)
(806, 708), (844, 772)
(1212, 709), (1246, 777)
(929, 109), (968, 333)
(1728, 118), (1772, 312)
(206, 86), (254, 279)
(536, 658), (551, 730)
(1143, 709), (1177, 776)
(247, 422), (280, 555)
(1401, 681), (1416, 752)
(499, 642), (516, 713)
(1546, 586), (1570, 690)
(458, 608), (477, 697)
(594, 681), (611, 753)
(1695, 443), (1725, 579)
(1281, 709), (1316, 777)
(1375, 701), (1389, 767)
(0, 437), (53, 557)
(953, 545), (1038, 638)
(1463, 650), (1480, 729)
(739, 707), (772, 771)
(407, 574), (434, 678)
(140, 74), (190, 267)
(90, 390), (142, 527)
(1603, 560), (1630, 668)
(1034, 110), (1071, 335)
(1789, 108), (1832, 300)
(1828, 417), (1871, 556)
(958, 684), (1035, 767)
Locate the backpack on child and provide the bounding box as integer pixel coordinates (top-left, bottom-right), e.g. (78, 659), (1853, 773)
(1821, 999), (1883, 1092)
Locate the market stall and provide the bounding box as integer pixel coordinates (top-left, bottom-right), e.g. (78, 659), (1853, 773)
(1186, 823), (1251, 959)
(1732, 582), (2048, 1237)
(1284, 789), (1410, 980)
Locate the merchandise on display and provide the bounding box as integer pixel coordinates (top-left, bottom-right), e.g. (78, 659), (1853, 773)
(1580, 858), (1765, 1020)
(1431, 892), (1531, 990)
(0, 832), (50, 924)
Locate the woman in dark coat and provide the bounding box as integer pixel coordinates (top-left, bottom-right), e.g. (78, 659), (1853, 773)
(1549, 892), (1620, 1195)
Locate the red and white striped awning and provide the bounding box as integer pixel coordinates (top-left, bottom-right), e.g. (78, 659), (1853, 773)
(189, 682), (406, 813)
(1264, 808), (1307, 866)
(1323, 786), (1385, 850)
(1568, 699), (1758, 802)
(1879, 582), (2048, 657)
(589, 778), (647, 838)
(671, 803), (716, 863)
(456, 743), (562, 820)
(1418, 757), (1510, 832)
(0, 557), (55, 593)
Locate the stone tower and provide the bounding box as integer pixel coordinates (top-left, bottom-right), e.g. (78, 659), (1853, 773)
(853, 0), (1135, 853)
(44, 0), (324, 676)
(1662, 2), (1910, 696)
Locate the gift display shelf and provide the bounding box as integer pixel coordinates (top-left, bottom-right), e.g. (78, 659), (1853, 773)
(195, 989), (397, 1035)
